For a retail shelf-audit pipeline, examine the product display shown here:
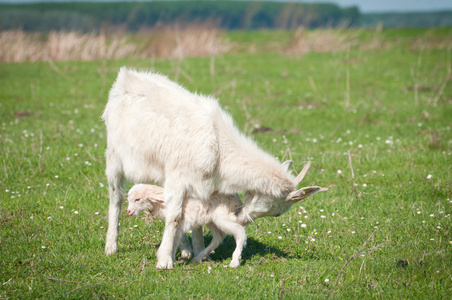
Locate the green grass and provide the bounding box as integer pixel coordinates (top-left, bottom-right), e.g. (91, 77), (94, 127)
(1, 29), (451, 298)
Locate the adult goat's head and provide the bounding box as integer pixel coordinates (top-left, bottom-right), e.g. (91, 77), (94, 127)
(240, 161), (326, 224)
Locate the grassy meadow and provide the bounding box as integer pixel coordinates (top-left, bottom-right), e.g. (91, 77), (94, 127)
(1, 28), (451, 298)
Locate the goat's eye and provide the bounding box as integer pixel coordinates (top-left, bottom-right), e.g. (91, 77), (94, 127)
(134, 198), (141, 202)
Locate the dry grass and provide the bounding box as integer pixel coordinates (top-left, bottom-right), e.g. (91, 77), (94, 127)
(286, 26), (358, 54)
(0, 24), (233, 62)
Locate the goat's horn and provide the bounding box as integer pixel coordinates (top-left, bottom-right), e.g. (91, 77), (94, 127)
(294, 161), (311, 185)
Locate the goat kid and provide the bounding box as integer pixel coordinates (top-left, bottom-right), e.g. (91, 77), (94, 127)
(127, 184), (246, 267)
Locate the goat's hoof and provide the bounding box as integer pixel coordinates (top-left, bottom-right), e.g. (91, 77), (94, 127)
(180, 250), (192, 260)
(156, 257), (173, 270)
(190, 257), (202, 265)
(229, 260), (240, 268)
(105, 244), (117, 256)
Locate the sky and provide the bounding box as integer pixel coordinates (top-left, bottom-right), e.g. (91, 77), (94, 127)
(1, 0), (452, 13)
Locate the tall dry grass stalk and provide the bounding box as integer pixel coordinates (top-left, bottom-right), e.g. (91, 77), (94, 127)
(0, 25), (233, 62)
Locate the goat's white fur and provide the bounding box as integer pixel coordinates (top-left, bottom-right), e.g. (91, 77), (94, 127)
(127, 184), (246, 267)
(103, 67), (321, 269)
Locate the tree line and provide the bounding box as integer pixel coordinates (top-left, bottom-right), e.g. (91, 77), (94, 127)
(0, 1), (360, 32)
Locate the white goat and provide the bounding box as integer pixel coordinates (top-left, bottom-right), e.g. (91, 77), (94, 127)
(103, 67), (322, 269)
(127, 184), (246, 267)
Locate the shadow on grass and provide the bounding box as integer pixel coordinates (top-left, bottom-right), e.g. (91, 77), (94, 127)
(202, 235), (289, 265)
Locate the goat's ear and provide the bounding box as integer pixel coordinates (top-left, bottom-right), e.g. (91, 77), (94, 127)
(144, 190), (165, 204)
(286, 186), (321, 202)
(282, 160), (293, 171)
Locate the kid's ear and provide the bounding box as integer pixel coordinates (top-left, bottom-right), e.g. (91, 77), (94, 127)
(286, 186), (321, 202)
(144, 190), (165, 203)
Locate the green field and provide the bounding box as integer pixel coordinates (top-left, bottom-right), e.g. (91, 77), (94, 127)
(1, 28), (451, 298)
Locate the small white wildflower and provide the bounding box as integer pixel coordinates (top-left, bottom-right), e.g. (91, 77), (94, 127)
(417, 211), (421, 215)
(95, 211), (99, 215)
(278, 236), (282, 239)
(325, 278), (330, 283)
(430, 238), (434, 241)
(287, 228), (291, 232)
(351, 231), (355, 234)
(100, 226), (104, 229)
(55, 175), (59, 179)
(47, 217), (52, 220)
(362, 183), (367, 187)
(320, 209), (324, 212)
(99, 183), (104, 188)
(304, 215), (308, 219)
(358, 144), (363, 148)
(42, 246), (46, 249)
(270, 274), (275, 277)
(427, 174), (432, 179)
(74, 211), (79, 214)
(134, 225), (138, 228)
(268, 231), (272, 234)
(430, 214), (434, 217)
(321, 215), (326, 219)
(418, 123), (422, 127)
(272, 138), (277, 142)
(327, 230), (331, 234)
(337, 170), (342, 174)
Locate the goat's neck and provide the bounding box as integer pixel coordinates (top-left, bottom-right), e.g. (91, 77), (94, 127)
(219, 137), (295, 197)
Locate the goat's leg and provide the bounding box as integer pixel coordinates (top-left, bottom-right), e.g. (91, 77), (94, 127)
(179, 233), (193, 259)
(191, 226), (205, 257)
(191, 224), (225, 264)
(156, 184), (185, 269)
(215, 218), (247, 267)
(105, 155), (124, 255)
